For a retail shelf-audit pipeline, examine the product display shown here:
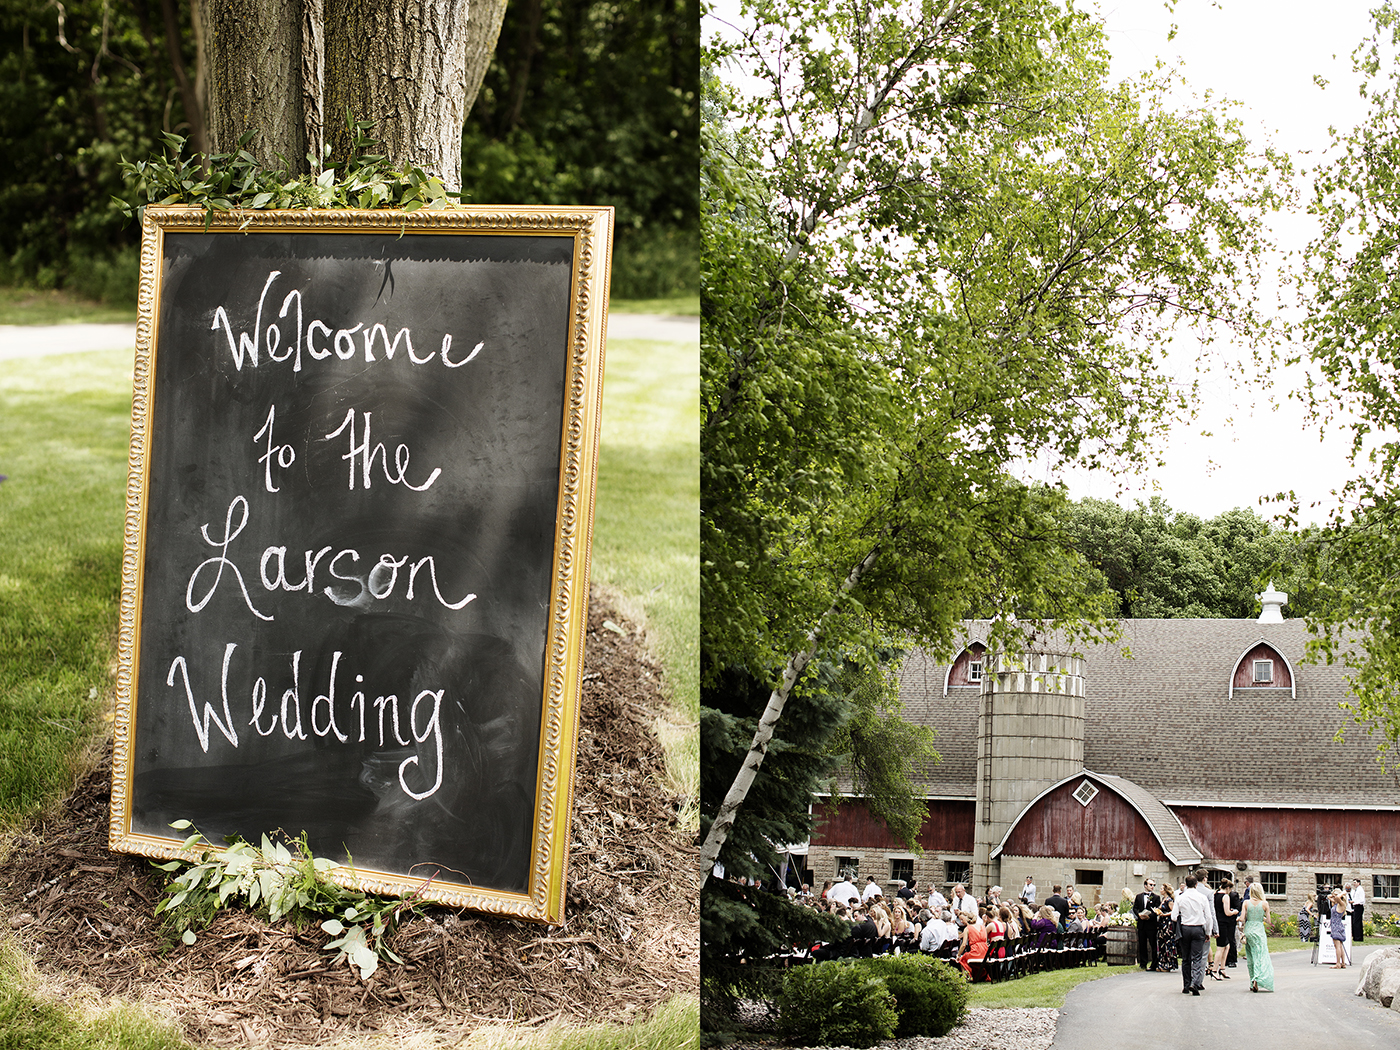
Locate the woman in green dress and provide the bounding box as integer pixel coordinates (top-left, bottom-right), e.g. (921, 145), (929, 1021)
(1241, 883), (1275, 992)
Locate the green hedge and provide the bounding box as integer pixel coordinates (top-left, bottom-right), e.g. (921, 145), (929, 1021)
(777, 962), (897, 1049)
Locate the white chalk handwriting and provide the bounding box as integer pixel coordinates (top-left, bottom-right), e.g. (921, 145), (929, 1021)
(210, 270), (483, 372)
(185, 496), (477, 617)
(168, 643), (444, 800)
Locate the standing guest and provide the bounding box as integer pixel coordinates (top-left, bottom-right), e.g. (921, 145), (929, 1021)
(1133, 878), (1161, 971)
(1155, 884), (1178, 973)
(1328, 889), (1351, 968)
(1046, 885), (1070, 926)
(1350, 879), (1366, 942)
(1208, 878), (1238, 980)
(1298, 900), (1315, 942)
(861, 875), (883, 903)
(1171, 874), (1217, 995)
(950, 884), (978, 928)
(898, 878), (917, 902)
(1225, 879), (1242, 968)
(1020, 876), (1037, 907)
(1240, 884), (1275, 992)
(831, 873), (860, 908)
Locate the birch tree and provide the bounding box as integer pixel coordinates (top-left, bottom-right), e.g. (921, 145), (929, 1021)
(700, 0), (1285, 880)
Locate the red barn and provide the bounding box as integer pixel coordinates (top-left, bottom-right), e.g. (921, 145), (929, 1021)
(803, 588), (1400, 921)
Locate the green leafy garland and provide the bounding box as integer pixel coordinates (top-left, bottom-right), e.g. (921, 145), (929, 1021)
(117, 116), (461, 223)
(155, 821), (423, 981)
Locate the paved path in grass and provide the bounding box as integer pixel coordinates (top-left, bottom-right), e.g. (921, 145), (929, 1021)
(0, 314), (697, 362)
(1051, 945), (1400, 1050)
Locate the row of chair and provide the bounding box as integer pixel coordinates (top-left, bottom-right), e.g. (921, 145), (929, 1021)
(967, 932), (1103, 982)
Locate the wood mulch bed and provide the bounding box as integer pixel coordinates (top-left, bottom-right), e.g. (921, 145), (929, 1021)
(0, 591), (698, 1046)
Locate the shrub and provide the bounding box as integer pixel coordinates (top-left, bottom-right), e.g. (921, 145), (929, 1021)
(858, 953), (968, 1037)
(1266, 913), (1298, 938)
(777, 962), (897, 1049)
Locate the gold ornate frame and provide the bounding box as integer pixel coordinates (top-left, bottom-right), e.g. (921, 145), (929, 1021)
(109, 205), (612, 924)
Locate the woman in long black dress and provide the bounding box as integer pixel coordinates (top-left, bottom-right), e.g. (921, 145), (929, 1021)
(1208, 878), (1238, 980)
(1155, 884), (1178, 972)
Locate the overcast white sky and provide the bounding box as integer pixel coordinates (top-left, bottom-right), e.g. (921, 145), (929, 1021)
(1041, 0), (1381, 524)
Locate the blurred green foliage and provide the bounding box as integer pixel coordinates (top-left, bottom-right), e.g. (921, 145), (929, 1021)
(0, 0), (193, 302)
(463, 0), (698, 298)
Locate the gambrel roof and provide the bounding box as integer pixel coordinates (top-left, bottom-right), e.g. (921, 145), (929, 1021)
(898, 619), (1400, 809)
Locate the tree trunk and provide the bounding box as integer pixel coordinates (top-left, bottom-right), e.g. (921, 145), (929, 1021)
(160, 0), (210, 158)
(200, 0), (307, 168)
(199, 0), (504, 190)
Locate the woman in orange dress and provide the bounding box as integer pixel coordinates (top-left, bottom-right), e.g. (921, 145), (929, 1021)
(958, 906), (990, 979)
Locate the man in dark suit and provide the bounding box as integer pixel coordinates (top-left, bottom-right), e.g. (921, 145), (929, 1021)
(1133, 878), (1161, 970)
(1046, 885), (1071, 927)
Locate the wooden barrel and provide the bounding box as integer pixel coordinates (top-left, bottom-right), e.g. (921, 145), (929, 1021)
(1103, 925), (1136, 965)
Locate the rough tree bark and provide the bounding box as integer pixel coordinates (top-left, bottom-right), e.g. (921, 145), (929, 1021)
(198, 0), (506, 192)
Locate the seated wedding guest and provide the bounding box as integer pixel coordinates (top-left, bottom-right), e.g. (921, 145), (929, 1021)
(920, 910), (954, 954)
(869, 901), (893, 940)
(891, 900), (919, 944)
(1029, 905), (1058, 948)
(958, 907), (990, 978)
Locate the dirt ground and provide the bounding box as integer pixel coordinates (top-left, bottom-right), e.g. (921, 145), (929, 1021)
(0, 592), (698, 1047)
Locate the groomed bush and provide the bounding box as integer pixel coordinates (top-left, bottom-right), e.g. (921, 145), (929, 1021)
(857, 953), (969, 1038)
(777, 962), (897, 1049)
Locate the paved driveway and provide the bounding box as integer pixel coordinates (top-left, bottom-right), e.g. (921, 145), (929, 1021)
(1052, 945), (1400, 1050)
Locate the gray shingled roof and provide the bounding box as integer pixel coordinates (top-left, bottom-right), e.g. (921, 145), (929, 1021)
(900, 619), (1400, 808)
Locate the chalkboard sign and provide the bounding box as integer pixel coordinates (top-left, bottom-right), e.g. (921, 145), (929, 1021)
(109, 205), (612, 924)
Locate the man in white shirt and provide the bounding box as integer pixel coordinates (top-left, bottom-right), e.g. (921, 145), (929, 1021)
(1020, 876), (1036, 906)
(927, 887), (948, 911)
(950, 884), (978, 927)
(861, 875), (883, 903)
(830, 874), (860, 908)
(1170, 874), (1218, 995)
(920, 910), (953, 953)
(1350, 879), (1366, 942)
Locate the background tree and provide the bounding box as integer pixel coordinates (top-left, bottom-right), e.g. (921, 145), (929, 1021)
(701, 0), (1285, 896)
(462, 0), (699, 298)
(1066, 497), (1311, 618)
(1299, 0), (1400, 766)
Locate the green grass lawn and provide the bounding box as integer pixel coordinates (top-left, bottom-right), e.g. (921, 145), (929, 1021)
(966, 962), (1140, 1009)
(0, 287), (137, 326)
(611, 294), (699, 317)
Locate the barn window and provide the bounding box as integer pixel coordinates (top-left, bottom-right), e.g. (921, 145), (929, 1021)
(968, 659), (983, 682)
(1253, 659), (1273, 683)
(1073, 780), (1099, 807)
(1261, 871), (1286, 897)
(835, 856), (860, 879)
(944, 860), (970, 886)
(1374, 874), (1400, 901)
(1315, 872), (1342, 898)
(1075, 869), (1105, 886)
(890, 858), (914, 885)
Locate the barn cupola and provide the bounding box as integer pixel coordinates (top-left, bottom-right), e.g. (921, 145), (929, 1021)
(1256, 580), (1288, 623)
